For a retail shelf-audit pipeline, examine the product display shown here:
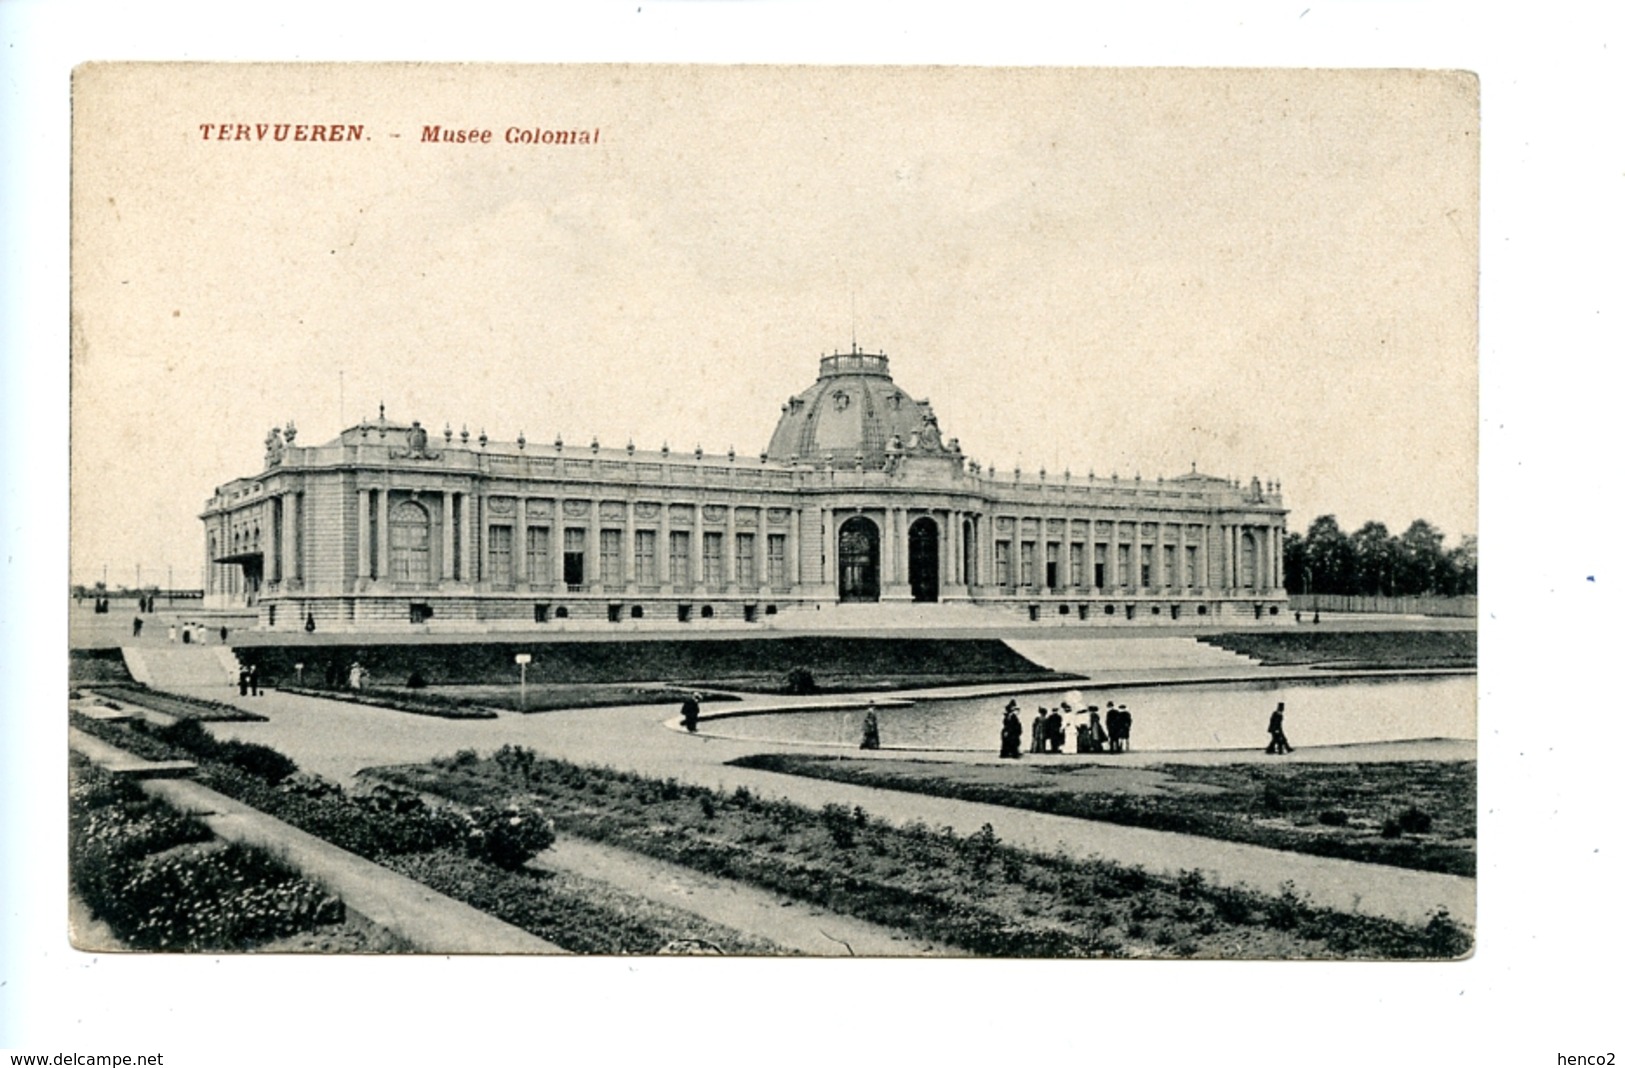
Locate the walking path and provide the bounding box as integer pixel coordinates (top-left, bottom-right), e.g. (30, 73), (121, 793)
(176, 671), (1476, 928)
(537, 835), (961, 956)
(69, 727), (564, 955)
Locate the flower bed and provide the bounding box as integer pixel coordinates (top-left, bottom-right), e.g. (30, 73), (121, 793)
(370, 748), (1473, 959)
(728, 754), (1477, 877)
(87, 683), (269, 723)
(276, 685), (499, 720)
(69, 754), (344, 951)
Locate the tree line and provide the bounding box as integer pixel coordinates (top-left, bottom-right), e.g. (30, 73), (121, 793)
(1283, 517), (1476, 597)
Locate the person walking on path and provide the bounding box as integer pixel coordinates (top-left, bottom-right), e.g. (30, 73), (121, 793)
(859, 705), (882, 750)
(1030, 709), (1045, 754)
(1000, 701), (1023, 759)
(1105, 703), (1121, 753)
(1119, 705), (1133, 752)
(248, 663), (261, 697)
(680, 692), (701, 733)
(132, 615), (143, 638)
(238, 667), (250, 697)
(1088, 706), (1107, 753)
(1266, 701), (1294, 754)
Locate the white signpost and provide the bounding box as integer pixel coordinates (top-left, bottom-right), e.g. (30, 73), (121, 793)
(515, 653), (532, 710)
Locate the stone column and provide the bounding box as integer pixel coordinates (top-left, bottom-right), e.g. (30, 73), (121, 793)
(657, 503), (670, 586)
(788, 509), (801, 586)
(356, 490), (370, 582)
(378, 489), (392, 580)
(587, 500), (600, 589)
(459, 494), (472, 584)
(442, 491), (456, 583)
(724, 505), (737, 591)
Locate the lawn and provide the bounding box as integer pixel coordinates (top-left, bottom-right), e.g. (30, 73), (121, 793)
(1200, 630), (1475, 670)
(728, 754), (1476, 877)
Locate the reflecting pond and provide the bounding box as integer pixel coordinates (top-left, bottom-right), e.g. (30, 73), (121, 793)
(706, 674), (1476, 753)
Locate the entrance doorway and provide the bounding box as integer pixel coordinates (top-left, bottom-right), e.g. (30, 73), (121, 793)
(838, 517), (881, 602)
(909, 517), (940, 602)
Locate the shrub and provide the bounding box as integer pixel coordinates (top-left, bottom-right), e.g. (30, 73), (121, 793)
(1396, 807), (1434, 835)
(1318, 809), (1351, 827)
(466, 802), (556, 870)
(406, 671), (427, 689)
(492, 744), (538, 785)
(784, 666), (818, 695)
(1265, 881), (1306, 930)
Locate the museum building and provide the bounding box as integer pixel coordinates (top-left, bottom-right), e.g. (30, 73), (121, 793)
(202, 350), (1289, 629)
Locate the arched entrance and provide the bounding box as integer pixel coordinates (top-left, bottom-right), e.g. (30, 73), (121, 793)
(909, 517), (940, 603)
(390, 500), (432, 583)
(838, 516), (881, 602)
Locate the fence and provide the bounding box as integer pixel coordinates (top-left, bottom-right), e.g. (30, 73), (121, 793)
(1288, 593), (1476, 618)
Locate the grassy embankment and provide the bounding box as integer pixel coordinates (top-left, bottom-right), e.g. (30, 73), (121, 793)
(373, 749), (1472, 959)
(1200, 630), (1476, 670)
(728, 754), (1475, 877)
(240, 637), (1065, 714)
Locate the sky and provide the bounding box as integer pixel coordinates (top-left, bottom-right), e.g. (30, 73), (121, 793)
(69, 65), (1477, 588)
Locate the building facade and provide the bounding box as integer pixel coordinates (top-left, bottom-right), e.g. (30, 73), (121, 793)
(202, 350), (1289, 629)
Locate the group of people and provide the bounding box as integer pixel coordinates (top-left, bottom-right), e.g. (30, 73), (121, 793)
(236, 664), (264, 697)
(1000, 698), (1136, 758)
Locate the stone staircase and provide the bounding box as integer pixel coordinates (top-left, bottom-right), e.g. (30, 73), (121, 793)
(122, 644), (240, 689)
(1005, 637), (1262, 675)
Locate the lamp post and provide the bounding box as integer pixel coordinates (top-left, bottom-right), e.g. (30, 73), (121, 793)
(515, 653), (532, 711)
(294, 662), (304, 686)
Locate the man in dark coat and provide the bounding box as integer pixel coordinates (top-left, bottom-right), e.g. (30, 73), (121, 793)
(1266, 701), (1294, 754)
(1045, 707), (1065, 753)
(680, 692), (702, 733)
(1000, 700), (1023, 758)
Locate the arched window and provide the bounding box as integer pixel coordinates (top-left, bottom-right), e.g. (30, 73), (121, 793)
(390, 500), (431, 583)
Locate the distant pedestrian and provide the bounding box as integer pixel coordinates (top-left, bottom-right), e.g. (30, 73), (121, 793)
(860, 705), (881, 750)
(1030, 710), (1045, 754)
(1000, 700), (1023, 759)
(1266, 701), (1294, 754)
(1294, 610), (1302, 624)
(680, 692), (701, 733)
(220, 625), (229, 644)
(238, 667), (249, 697)
(249, 663), (261, 696)
(1045, 706), (1065, 753)
(1119, 705), (1133, 752)
(1088, 706), (1106, 753)
(181, 625), (192, 644)
(1105, 702), (1121, 753)
(132, 616), (143, 638)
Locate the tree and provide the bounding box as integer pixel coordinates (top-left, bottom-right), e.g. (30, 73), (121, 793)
(1349, 521), (1397, 596)
(1283, 531), (1308, 594)
(1444, 534), (1477, 596)
(1395, 519), (1447, 595)
(1302, 515), (1355, 595)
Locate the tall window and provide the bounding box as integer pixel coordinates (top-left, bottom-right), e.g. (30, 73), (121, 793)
(526, 526), (549, 585)
(1117, 544), (1130, 588)
(1095, 543), (1108, 588)
(1140, 544), (1153, 589)
(564, 528), (586, 587)
(635, 529), (657, 585)
(600, 529), (623, 586)
(390, 500), (431, 583)
(1045, 542), (1060, 589)
(1186, 545), (1198, 588)
(767, 533), (787, 587)
(1070, 543), (1085, 588)
(735, 532), (756, 586)
(1163, 545), (1176, 589)
(669, 531), (691, 586)
(702, 532), (724, 586)
(995, 541), (1011, 587)
(488, 524), (513, 587)
(1019, 541), (1035, 588)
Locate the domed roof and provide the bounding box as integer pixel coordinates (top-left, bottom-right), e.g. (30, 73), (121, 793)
(765, 351), (951, 468)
